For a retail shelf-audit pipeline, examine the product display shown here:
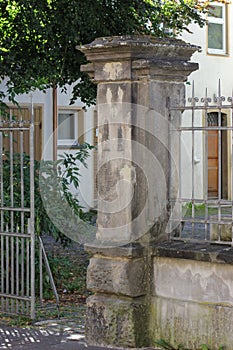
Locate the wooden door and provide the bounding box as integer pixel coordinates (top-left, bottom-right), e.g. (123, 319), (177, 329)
(208, 130), (218, 198)
(3, 106), (42, 161)
(207, 112), (228, 199)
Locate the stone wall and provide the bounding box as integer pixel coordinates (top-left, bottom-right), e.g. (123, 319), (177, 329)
(151, 242), (233, 349)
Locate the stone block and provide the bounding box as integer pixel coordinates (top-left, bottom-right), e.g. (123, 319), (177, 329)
(85, 294), (149, 348)
(87, 256), (146, 297)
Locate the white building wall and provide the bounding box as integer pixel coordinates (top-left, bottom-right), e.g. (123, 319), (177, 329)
(1, 82), (96, 210)
(180, 3), (233, 200)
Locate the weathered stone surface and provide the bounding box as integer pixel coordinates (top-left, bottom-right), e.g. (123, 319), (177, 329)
(79, 36), (200, 79)
(85, 294), (149, 348)
(95, 61), (132, 81)
(150, 255), (233, 349)
(153, 240), (233, 264)
(150, 296), (233, 350)
(85, 241), (145, 258)
(79, 36), (199, 244)
(87, 256), (146, 297)
(153, 256), (233, 304)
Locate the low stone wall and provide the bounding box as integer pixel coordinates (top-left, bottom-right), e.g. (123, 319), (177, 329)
(151, 242), (233, 349)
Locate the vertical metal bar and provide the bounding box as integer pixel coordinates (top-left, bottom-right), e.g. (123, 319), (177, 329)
(217, 81), (222, 241)
(5, 223), (9, 310)
(26, 231), (30, 314)
(1, 235), (4, 309)
(231, 92), (233, 246)
(20, 115), (24, 234)
(9, 109), (14, 311)
(39, 236), (59, 308)
(204, 88), (209, 241)
(178, 110), (182, 238)
(30, 96), (35, 319)
(167, 99), (171, 239)
(39, 239), (43, 306)
(21, 237), (24, 299)
(16, 226), (19, 313)
(10, 235), (14, 313)
(191, 82), (195, 237)
(17, 115), (24, 314)
(10, 109), (14, 231)
(0, 115), (4, 309)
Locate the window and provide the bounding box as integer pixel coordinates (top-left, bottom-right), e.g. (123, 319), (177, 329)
(207, 2), (227, 55)
(58, 109), (84, 146)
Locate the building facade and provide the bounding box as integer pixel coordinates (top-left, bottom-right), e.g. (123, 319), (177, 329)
(181, 0), (233, 201)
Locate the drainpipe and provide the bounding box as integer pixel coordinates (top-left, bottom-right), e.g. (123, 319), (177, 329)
(53, 86), (57, 160)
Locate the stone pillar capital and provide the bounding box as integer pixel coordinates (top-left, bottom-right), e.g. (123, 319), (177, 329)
(79, 35), (200, 82)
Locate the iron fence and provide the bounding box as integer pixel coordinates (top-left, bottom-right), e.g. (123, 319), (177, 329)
(169, 81), (233, 246)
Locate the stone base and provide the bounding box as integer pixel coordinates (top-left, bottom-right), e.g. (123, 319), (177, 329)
(85, 294), (149, 348)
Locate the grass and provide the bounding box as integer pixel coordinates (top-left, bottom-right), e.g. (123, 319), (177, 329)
(182, 202), (230, 217)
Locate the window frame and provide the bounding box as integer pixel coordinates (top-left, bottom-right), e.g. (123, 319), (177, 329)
(207, 2), (227, 55)
(57, 109), (79, 146)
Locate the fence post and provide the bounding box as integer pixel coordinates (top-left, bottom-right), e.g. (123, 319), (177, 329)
(79, 35), (199, 348)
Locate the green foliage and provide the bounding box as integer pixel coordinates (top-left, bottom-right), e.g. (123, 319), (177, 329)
(2, 143), (94, 244)
(0, 0), (210, 105)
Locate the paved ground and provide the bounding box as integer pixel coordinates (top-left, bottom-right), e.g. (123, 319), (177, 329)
(0, 325), (83, 349)
(0, 303), (91, 350)
(0, 315), (121, 350)
(0, 317), (86, 349)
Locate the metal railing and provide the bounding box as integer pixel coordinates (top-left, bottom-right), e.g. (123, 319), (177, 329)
(169, 81), (233, 246)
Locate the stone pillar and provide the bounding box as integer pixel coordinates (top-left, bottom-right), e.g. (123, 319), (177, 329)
(79, 36), (199, 348)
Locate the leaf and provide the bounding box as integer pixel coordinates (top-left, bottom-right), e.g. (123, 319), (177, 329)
(155, 339), (176, 350)
(200, 345), (209, 350)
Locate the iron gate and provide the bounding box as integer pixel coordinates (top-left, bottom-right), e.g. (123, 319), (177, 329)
(0, 103), (35, 318)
